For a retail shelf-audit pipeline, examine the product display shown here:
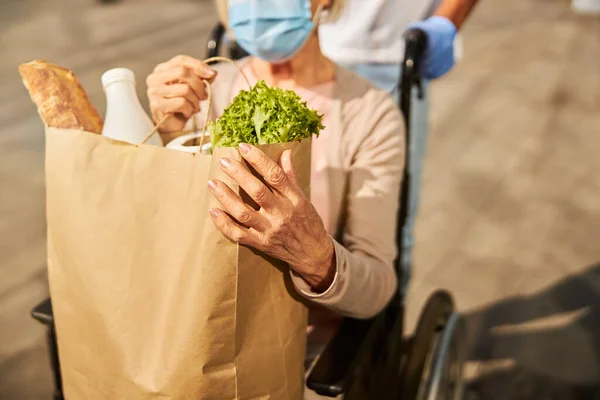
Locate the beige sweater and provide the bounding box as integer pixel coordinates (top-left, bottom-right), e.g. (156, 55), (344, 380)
(181, 60), (405, 329)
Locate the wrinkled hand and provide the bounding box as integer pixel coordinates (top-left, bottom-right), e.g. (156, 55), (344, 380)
(208, 143), (336, 292)
(146, 55), (217, 133)
(408, 16), (457, 79)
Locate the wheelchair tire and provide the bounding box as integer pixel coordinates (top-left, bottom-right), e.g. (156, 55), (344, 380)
(417, 312), (465, 400)
(398, 290), (464, 400)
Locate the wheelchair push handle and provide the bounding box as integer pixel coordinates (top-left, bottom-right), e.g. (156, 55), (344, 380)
(400, 28), (427, 102)
(402, 28), (427, 74)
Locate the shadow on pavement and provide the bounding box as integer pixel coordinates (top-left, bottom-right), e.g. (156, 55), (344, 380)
(463, 262), (600, 400)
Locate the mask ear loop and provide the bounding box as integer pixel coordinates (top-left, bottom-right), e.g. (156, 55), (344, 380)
(313, 3), (325, 25)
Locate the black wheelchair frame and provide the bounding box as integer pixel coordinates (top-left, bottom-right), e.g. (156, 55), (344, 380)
(31, 25), (465, 400)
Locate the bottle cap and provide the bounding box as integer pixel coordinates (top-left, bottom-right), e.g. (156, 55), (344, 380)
(101, 68), (136, 88)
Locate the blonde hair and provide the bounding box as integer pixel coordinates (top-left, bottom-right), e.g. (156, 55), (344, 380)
(215, 0), (346, 26)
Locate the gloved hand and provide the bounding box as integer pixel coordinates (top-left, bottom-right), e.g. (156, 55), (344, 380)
(407, 16), (457, 79)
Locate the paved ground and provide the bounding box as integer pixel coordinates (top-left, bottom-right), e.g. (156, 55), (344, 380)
(0, 0), (598, 399)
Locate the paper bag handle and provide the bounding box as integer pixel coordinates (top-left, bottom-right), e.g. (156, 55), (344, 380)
(141, 56), (252, 146)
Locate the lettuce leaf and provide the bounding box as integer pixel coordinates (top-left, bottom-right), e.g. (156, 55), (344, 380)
(209, 80), (323, 148)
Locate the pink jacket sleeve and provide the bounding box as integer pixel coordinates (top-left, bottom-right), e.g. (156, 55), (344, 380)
(292, 91), (405, 319)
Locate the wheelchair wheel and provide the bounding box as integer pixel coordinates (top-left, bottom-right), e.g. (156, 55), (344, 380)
(417, 312), (465, 400)
(398, 290), (465, 400)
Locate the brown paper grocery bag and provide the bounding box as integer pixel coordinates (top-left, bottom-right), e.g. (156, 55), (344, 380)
(45, 127), (309, 399)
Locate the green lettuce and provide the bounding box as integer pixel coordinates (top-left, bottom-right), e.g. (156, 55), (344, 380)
(209, 80), (323, 148)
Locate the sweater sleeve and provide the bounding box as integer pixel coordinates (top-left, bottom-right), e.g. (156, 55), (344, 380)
(291, 91), (405, 319)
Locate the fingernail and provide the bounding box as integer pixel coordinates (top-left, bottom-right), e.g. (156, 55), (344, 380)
(238, 143), (250, 154)
(209, 208), (219, 218)
(207, 68), (217, 77)
(220, 158), (231, 168)
(207, 180), (217, 190)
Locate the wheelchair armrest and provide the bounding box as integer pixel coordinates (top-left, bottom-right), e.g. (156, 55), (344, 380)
(306, 317), (378, 397)
(31, 297), (54, 326)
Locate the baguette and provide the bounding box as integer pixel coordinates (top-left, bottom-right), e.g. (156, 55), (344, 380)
(19, 60), (103, 133)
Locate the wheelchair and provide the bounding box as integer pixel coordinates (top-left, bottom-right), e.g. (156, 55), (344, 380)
(31, 24), (465, 400)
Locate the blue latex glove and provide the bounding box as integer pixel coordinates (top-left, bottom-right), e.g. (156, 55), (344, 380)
(407, 16), (457, 79)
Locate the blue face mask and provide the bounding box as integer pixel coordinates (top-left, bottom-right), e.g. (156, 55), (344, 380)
(228, 0), (322, 63)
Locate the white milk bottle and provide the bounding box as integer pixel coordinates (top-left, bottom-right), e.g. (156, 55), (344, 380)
(101, 68), (163, 146)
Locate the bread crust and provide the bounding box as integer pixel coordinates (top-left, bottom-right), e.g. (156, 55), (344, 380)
(19, 60), (103, 133)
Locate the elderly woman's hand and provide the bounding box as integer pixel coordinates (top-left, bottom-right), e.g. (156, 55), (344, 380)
(146, 55), (217, 133)
(208, 143), (336, 293)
